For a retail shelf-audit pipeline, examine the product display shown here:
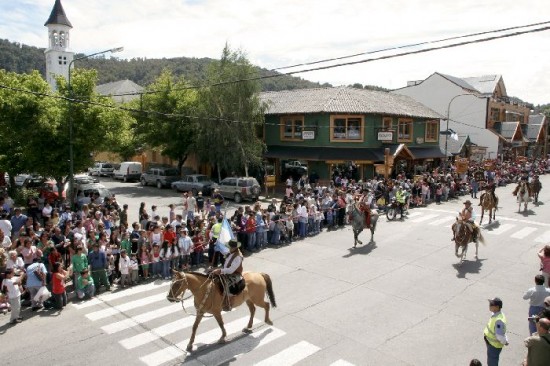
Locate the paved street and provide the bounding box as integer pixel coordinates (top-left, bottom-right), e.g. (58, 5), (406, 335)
(1, 175), (549, 365)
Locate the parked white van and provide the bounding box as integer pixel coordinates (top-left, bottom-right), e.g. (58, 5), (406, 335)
(113, 162), (142, 182)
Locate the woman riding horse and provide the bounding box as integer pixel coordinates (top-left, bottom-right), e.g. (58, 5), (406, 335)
(349, 194), (377, 247)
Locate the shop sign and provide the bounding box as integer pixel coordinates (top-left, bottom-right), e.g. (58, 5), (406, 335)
(302, 131), (315, 140)
(377, 131), (393, 142)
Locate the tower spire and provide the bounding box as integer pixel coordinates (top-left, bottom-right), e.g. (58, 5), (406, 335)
(44, 0), (72, 28)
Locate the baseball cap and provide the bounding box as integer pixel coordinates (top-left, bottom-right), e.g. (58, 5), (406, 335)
(488, 297), (503, 307)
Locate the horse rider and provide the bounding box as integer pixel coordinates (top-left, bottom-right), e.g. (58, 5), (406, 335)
(452, 200), (480, 243)
(478, 180), (497, 206)
(513, 176), (532, 197)
(211, 239), (244, 311)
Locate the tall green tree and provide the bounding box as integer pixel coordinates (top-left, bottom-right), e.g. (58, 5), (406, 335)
(196, 45), (266, 181)
(133, 70), (198, 173)
(0, 68), (134, 198)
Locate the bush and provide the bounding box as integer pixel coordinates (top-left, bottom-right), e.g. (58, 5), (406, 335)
(13, 187), (39, 207)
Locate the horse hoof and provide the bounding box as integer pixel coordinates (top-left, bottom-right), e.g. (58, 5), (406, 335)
(266, 320), (273, 326)
(217, 337), (226, 344)
(186, 344), (193, 352)
(242, 328), (253, 334)
(358, 241), (363, 245)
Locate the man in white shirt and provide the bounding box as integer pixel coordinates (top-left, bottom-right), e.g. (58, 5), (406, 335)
(212, 240), (243, 311)
(0, 229), (12, 250)
(186, 192), (197, 222)
(0, 212), (12, 237)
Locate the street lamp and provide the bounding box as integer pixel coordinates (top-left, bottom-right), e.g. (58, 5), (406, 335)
(67, 47), (123, 208)
(443, 93), (484, 170)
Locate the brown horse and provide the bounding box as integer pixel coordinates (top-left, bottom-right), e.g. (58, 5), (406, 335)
(452, 219), (484, 265)
(479, 192), (498, 224)
(166, 270), (276, 352)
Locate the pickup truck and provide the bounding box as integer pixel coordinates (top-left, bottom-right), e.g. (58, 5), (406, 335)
(284, 161), (308, 171)
(171, 174), (215, 196)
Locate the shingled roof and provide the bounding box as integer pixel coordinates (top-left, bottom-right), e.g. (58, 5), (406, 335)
(96, 80), (143, 103)
(260, 87), (442, 119)
(44, 0), (72, 28)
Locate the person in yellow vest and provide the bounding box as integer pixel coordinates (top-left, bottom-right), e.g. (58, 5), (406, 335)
(212, 239), (243, 311)
(484, 297), (509, 366)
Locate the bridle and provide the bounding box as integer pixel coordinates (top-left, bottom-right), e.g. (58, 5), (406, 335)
(167, 271), (215, 317)
(167, 272), (189, 303)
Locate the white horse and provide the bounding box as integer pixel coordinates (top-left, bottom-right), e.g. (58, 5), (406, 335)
(513, 181), (531, 212)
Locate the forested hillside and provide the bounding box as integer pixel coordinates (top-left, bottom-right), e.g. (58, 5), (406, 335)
(0, 38), (328, 91)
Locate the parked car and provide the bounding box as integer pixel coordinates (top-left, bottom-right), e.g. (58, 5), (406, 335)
(171, 174), (214, 195)
(74, 174), (99, 184)
(39, 180), (67, 204)
(73, 183), (113, 205)
(14, 174), (31, 187)
(113, 161), (142, 182)
(88, 162), (115, 177)
(22, 175), (45, 189)
(212, 177), (261, 203)
(140, 167), (180, 189)
(284, 160), (308, 171)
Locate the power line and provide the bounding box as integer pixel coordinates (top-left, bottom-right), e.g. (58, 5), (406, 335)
(271, 20), (550, 71)
(105, 22), (550, 97)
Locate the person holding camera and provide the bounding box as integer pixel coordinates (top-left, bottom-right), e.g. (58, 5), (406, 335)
(524, 275), (550, 335)
(1, 268), (23, 324)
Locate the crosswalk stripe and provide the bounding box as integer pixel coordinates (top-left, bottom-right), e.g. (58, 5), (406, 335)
(103, 301), (190, 334)
(330, 361), (356, 366)
(411, 214), (439, 223)
(72, 281), (170, 309)
(254, 340), (320, 366)
(185, 327), (286, 366)
(86, 292), (167, 321)
(139, 316), (258, 366)
(429, 216), (455, 226)
(485, 223), (515, 235)
(511, 227), (538, 239)
(120, 301), (203, 349)
(535, 230), (550, 243)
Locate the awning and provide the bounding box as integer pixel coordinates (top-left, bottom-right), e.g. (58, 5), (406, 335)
(265, 144), (445, 162)
(408, 146), (447, 159)
(264, 146), (379, 161)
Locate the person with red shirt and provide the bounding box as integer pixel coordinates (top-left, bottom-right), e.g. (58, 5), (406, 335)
(51, 262), (69, 310)
(245, 212), (256, 252)
(163, 224), (177, 245)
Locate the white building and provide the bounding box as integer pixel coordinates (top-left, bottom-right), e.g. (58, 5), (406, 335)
(44, 0), (74, 90)
(392, 73), (531, 160)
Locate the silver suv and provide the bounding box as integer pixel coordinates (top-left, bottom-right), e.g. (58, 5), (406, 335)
(213, 177), (261, 203)
(140, 167), (180, 189)
(88, 162), (114, 177)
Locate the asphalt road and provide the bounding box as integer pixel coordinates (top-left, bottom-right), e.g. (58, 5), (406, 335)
(1, 175), (548, 365)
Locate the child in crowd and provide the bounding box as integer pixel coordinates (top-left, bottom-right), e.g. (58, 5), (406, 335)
(178, 228), (192, 270)
(139, 244), (150, 279)
(129, 254), (139, 285)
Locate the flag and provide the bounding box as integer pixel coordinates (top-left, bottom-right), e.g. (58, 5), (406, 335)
(218, 217), (235, 245)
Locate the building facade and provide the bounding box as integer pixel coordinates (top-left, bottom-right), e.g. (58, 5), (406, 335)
(261, 87), (444, 183)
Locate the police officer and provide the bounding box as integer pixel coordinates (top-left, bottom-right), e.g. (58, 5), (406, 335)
(484, 297), (508, 366)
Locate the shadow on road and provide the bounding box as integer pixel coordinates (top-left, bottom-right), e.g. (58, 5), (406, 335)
(453, 258), (485, 278)
(343, 241), (377, 258)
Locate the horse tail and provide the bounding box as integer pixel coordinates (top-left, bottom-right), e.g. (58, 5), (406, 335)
(478, 232), (486, 245)
(261, 273), (277, 308)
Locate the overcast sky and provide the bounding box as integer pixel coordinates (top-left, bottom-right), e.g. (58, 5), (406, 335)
(1, 0), (549, 105)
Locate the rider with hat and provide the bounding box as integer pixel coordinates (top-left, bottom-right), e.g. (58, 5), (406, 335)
(212, 239), (244, 311)
(452, 200), (480, 243)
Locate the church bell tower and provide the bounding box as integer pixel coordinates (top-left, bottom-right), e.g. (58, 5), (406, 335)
(44, 0), (74, 90)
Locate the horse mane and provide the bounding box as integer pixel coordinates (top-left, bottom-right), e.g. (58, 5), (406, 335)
(185, 271), (210, 278)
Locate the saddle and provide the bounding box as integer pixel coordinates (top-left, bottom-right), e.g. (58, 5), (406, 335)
(215, 274), (245, 296)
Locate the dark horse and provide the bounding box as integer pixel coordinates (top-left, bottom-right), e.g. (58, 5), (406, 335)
(349, 201), (378, 247)
(530, 179), (542, 203)
(167, 270), (276, 352)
